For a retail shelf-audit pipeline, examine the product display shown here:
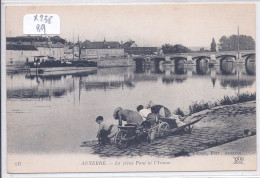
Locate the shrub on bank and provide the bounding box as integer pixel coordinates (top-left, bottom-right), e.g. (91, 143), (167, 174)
(188, 100), (211, 115)
(173, 92), (256, 116)
(219, 93), (256, 105)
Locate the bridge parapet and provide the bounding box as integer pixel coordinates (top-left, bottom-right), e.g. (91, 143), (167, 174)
(161, 50), (255, 58)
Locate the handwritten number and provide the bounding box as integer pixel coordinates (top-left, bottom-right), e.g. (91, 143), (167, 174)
(48, 16), (53, 24)
(40, 15), (43, 22)
(44, 15), (48, 23)
(36, 24), (41, 32)
(34, 15), (52, 33)
(41, 24), (46, 34)
(34, 15), (38, 21)
(36, 24), (46, 34)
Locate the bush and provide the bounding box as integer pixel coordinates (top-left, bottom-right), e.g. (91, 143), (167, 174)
(187, 92), (255, 115)
(189, 100), (210, 114)
(219, 96), (237, 105)
(237, 93), (256, 102)
(219, 93), (256, 105)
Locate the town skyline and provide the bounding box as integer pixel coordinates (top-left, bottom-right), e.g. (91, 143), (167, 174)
(6, 4), (255, 48)
(5, 32), (255, 51)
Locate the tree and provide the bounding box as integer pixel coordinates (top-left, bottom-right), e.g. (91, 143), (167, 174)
(218, 36), (230, 51)
(162, 44), (174, 54)
(218, 35), (255, 51)
(210, 38), (216, 52)
(162, 44), (191, 54)
(50, 36), (66, 44)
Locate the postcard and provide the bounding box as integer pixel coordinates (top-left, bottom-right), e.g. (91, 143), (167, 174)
(4, 4), (256, 173)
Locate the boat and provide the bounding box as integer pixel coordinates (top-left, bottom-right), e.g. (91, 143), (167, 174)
(26, 56), (97, 75)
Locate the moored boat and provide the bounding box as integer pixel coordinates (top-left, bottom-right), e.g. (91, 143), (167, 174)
(26, 56), (97, 75)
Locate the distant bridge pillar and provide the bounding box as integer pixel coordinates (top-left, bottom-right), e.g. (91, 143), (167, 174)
(210, 54), (219, 65)
(165, 56), (170, 62)
(236, 53), (244, 63)
(236, 53), (242, 59)
(210, 54), (216, 60)
(186, 56), (194, 65)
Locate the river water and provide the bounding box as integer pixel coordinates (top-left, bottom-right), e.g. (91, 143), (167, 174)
(6, 62), (256, 153)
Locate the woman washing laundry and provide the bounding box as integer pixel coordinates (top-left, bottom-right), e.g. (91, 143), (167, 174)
(113, 107), (144, 126)
(147, 101), (185, 127)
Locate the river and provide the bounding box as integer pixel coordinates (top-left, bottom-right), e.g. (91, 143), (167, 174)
(6, 62), (256, 154)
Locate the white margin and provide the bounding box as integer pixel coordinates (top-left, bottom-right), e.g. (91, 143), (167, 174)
(1, 1), (260, 177)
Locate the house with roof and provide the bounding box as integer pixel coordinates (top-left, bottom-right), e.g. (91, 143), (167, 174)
(64, 42), (74, 60)
(36, 42), (65, 60)
(80, 39), (124, 60)
(122, 40), (138, 48)
(6, 44), (39, 65)
(123, 40), (158, 56)
(125, 47), (158, 56)
(6, 36), (66, 64)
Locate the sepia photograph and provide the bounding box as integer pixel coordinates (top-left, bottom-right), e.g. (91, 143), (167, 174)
(4, 3), (256, 173)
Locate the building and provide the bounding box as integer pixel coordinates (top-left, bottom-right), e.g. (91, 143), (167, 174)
(6, 44), (38, 65)
(36, 42), (65, 60)
(122, 40), (138, 48)
(6, 36), (65, 64)
(64, 42), (74, 60)
(123, 40), (158, 56)
(124, 47), (158, 56)
(80, 39), (124, 60)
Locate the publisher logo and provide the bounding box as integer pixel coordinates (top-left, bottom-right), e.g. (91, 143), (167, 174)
(233, 156), (244, 164)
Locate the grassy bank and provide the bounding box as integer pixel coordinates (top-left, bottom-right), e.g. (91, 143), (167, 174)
(174, 92), (256, 116)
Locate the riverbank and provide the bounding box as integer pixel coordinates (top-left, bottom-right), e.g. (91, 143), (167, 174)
(6, 58), (136, 73)
(81, 101), (256, 158)
(97, 57), (135, 67)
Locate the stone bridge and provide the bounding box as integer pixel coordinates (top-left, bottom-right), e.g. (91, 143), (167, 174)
(133, 50), (255, 66)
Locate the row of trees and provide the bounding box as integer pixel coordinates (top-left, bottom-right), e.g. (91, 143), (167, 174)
(162, 35), (255, 54)
(217, 35), (255, 51)
(161, 44), (191, 54)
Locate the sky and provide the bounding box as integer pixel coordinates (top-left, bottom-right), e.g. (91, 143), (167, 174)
(5, 4), (255, 48)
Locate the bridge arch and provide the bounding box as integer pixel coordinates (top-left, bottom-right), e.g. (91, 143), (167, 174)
(133, 57), (146, 73)
(243, 53), (255, 75)
(170, 56), (187, 66)
(216, 55), (236, 63)
(192, 56), (210, 68)
(216, 55), (236, 75)
(150, 57), (166, 68)
(133, 57), (146, 66)
(150, 57), (165, 62)
(216, 55), (236, 72)
(242, 53), (255, 64)
(169, 57), (187, 74)
(192, 56), (210, 62)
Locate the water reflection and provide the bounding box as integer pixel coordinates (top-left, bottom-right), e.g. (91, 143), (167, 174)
(220, 60), (236, 75)
(210, 68), (217, 87)
(245, 56), (256, 75)
(220, 79), (254, 88)
(196, 59), (209, 75)
(7, 63), (256, 100)
(175, 60), (187, 74)
(162, 62), (188, 84)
